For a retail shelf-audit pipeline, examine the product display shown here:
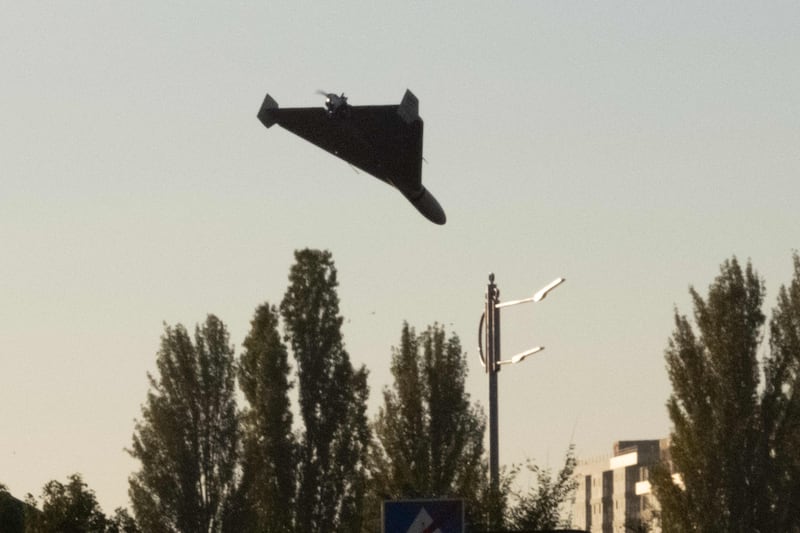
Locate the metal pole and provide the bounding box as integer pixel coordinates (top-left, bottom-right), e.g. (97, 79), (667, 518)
(486, 273), (501, 525)
(480, 273), (563, 529)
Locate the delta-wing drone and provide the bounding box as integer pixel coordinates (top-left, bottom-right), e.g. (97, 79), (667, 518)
(257, 89), (446, 225)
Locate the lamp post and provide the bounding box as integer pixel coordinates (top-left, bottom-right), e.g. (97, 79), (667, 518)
(478, 273), (565, 525)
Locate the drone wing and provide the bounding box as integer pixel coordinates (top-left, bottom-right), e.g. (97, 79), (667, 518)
(258, 92), (423, 194)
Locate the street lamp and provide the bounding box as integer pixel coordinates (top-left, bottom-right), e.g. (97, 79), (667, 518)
(497, 345), (544, 366)
(477, 273), (565, 526)
(495, 277), (566, 308)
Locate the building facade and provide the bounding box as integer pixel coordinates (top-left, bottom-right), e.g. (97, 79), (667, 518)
(570, 439), (669, 533)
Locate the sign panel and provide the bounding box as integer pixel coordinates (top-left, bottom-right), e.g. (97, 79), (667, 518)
(383, 499), (464, 533)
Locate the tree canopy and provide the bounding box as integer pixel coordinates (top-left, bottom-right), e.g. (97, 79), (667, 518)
(20, 474), (138, 533)
(369, 323), (487, 528)
(14, 247), (590, 532)
(128, 315), (239, 533)
(652, 255), (800, 532)
(507, 445), (578, 531)
(280, 249), (371, 532)
(0, 482), (27, 533)
(235, 303), (295, 533)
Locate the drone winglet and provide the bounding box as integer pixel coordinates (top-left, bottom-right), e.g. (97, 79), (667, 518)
(397, 90), (419, 124)
(258, 94), (279, 128)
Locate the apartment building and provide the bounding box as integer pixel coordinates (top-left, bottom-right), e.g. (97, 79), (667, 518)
(570, 439), (669, 532)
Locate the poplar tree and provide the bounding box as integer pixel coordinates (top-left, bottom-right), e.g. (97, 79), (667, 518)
(653, 258), (764, 532)
(653, 256), (800, 532)
(128, 315), (239, 533)
(370, 324), (428, 497)
(280, 249), (370, 532)
(759, 253), (800, 531)
(236, 303), (295, 533)
(369, 323), (486, 527)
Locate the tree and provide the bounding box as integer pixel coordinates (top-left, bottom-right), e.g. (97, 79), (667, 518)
(653, 258), (764, 532)
(369, 323), (486, 529)
(759, 253), (800, 531)
(236, 303), (296, 533)
(16, 476), (139, 533)
(652, 256), (800, 532)
(105, 508), (140, 533)
(128, 315), (239, 533)
(0, 483), (27, 533)
(23, 474), (108, 533)
(279, 249), (370, 532)
(507, 445), (578, 531)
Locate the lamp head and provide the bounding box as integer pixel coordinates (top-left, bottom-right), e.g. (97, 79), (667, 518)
(510, 346), (544, 364)
(533, 277), (566, 302)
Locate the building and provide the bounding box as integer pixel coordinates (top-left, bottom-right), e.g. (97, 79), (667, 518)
(570, 439), (669, 533)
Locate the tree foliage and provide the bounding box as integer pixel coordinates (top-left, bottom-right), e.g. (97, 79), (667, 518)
(8, 475), (140, 533)
(280, 249), (370, 532)
(104, 508), (140, 533)
(5, 475), (140, 533)
(236, 303), (296, 533)
(369, 323), (486, 528)
(0, 483), (26, 533)
(128, 315), (239, 533)
(760, 253), (800, 531)
(507, 445), (578, 531)
(22, 474), (108, 533)
(652, 256), (800, 532)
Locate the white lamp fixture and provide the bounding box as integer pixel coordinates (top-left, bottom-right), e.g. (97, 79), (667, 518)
(497, 345), (545, 366)
(496, 277), (566, 308)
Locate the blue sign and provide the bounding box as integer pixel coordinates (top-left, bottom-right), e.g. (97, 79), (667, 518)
(383, 499), (464, 533)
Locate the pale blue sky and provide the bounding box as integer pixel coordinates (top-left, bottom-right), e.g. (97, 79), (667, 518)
(2, 2), (799, 513)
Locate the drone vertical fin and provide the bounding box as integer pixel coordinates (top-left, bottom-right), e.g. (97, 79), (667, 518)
(257, 94), (280, 128)
(397, 90), (419, 124)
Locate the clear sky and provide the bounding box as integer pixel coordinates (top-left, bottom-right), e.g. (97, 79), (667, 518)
(2, 2), (799, 514)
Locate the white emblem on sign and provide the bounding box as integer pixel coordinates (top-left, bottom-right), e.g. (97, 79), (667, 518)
(406, 507), (442, 533)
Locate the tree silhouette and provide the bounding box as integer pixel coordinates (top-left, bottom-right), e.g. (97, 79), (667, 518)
(652, 256), (800, 532)
(128, 316), (239, 533)
(280, 249), (370, 532)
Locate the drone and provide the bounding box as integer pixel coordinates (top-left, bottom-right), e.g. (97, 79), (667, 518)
(257, 89), (446, 225)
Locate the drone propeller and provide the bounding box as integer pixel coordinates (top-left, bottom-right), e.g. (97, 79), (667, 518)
(317, 90), (346, 101)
